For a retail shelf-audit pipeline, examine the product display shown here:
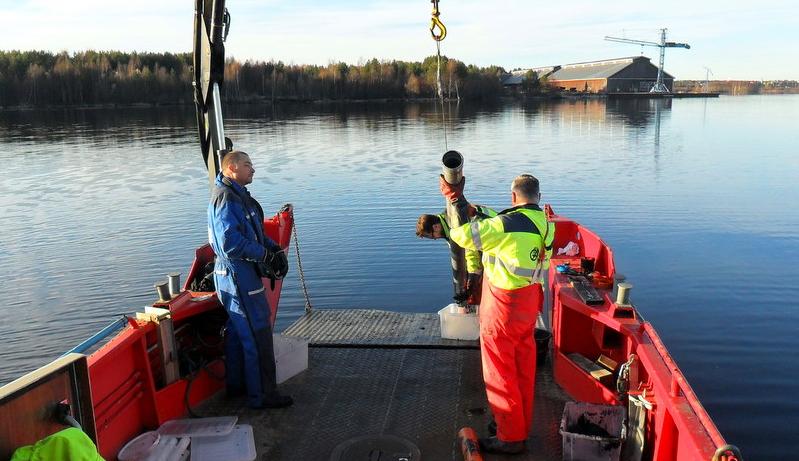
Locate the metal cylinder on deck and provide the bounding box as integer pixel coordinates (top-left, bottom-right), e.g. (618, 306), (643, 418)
(616, 282), (633, 306)
(457, 427), (484, 461)
(168, 272), (181, 297)
(154, 282), (171, 303)
(441, 150), (469, 304)
(612, 273), (626, 300)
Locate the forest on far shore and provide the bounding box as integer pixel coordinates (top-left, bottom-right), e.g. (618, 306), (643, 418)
(0, 50), (507, 107)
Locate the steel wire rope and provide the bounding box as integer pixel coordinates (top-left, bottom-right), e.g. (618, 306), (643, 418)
(430, 0), (449, 152)
(436, 40), (448, 152)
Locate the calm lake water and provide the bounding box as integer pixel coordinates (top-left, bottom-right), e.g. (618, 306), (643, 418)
(1, 96), (797, 458)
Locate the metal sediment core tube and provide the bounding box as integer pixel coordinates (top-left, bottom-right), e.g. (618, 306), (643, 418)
(442, 150), (464, 184)
(441, 150), (469, 305)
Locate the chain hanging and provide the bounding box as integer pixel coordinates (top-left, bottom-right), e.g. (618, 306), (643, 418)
(289, 207), (313, 313)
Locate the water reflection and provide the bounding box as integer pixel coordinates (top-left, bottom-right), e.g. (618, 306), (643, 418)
(0, 106), (195, 143)
(0, 99), (672, 145)
(606, 98), (672, 127)
(1, 97), (798, 460)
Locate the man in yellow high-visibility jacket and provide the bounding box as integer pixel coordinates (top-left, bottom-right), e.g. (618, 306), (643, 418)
(415, 204), (498, 303)
(441, 174), (554, 455)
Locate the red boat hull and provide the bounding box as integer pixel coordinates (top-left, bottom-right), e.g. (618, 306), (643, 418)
(546, 205), (725, 460)
(87, 206), (294, 459)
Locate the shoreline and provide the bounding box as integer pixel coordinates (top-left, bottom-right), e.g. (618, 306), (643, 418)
(3, 91), (798, 112)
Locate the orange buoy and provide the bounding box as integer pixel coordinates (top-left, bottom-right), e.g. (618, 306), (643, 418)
(457, 427), (483, 461)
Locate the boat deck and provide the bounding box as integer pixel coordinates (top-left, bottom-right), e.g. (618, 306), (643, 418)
(198, 309), (570, 461)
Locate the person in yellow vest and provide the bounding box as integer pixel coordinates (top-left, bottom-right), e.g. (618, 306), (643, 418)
(440, 174), (554, 455)
(11, 427), (104, 461)
(415, 203), (497, 303)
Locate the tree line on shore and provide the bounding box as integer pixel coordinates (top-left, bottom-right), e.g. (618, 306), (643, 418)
(674, 80), (799, 95)
(0, 50), (506, 107)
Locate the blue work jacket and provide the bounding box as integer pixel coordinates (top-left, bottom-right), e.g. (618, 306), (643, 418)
(207, 174), (277, 303)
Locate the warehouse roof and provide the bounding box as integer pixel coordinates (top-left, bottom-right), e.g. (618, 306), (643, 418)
(511, 66), (560, 78)
(502, 74), (525, 85)
(549, 56), (669, 81)
(502, 66), (561, 86)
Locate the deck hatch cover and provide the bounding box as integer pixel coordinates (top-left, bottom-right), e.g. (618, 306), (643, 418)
(329, 435), (421, 461)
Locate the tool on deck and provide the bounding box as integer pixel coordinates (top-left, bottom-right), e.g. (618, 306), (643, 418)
(569, 275), (605, 306)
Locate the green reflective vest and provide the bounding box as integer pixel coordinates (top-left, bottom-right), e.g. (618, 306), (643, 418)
(11, 427), (104, 461)
(438, 204), (498, 274)
(449, 204), (554, 290)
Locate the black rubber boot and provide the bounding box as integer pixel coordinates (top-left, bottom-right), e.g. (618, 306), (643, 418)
(257, 393), (294, 409)
(225, 387), (246, 400)
(478, 436), (526, 455)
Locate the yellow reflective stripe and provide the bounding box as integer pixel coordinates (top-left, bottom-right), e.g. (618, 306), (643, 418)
(485, 254), (537, 277)
(486, 254), (545, 284)
(470, 221), (483, 251)
(531, 266), (544, 282)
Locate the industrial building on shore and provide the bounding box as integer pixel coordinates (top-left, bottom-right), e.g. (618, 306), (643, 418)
(504, 56), (674, 93)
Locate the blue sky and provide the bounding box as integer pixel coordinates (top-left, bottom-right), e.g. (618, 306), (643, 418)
(1, 0), (797, 80)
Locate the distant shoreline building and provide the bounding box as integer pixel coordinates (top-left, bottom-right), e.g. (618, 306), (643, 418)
(503, 56), (673, 93)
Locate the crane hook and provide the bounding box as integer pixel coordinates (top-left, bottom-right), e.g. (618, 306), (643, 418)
(430, 0), (447, 42)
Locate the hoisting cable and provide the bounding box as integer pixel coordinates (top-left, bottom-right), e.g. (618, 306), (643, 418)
(430, 0), (448, 151)
(288, 206), (313, 313)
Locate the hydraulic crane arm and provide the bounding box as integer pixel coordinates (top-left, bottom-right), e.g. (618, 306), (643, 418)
(193, 0), (231, 188)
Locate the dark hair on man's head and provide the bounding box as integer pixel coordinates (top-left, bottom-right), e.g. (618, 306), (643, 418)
(511, 174), (540, 201)
(221, 150), (250, 172)
(416, 214), (440, 237)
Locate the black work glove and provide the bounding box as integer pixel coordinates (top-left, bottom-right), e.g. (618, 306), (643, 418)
(270, 249), (289, 280)
(255, 245), (278, 279)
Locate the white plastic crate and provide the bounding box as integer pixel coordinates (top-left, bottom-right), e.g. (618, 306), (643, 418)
(273, 334), (309, 384)
(191, 424), (256, 461)
(438, 304), (479, 340)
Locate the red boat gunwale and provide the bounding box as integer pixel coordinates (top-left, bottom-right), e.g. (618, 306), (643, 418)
(546, 205), (726, 460)
(86, 205), (294, 459)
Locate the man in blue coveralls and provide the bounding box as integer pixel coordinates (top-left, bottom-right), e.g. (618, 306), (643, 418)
(207, 150), (293, 409)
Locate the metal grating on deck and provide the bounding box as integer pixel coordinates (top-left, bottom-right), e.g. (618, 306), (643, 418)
(283, 308), (479, 348)
(199, 347), (567, 461)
